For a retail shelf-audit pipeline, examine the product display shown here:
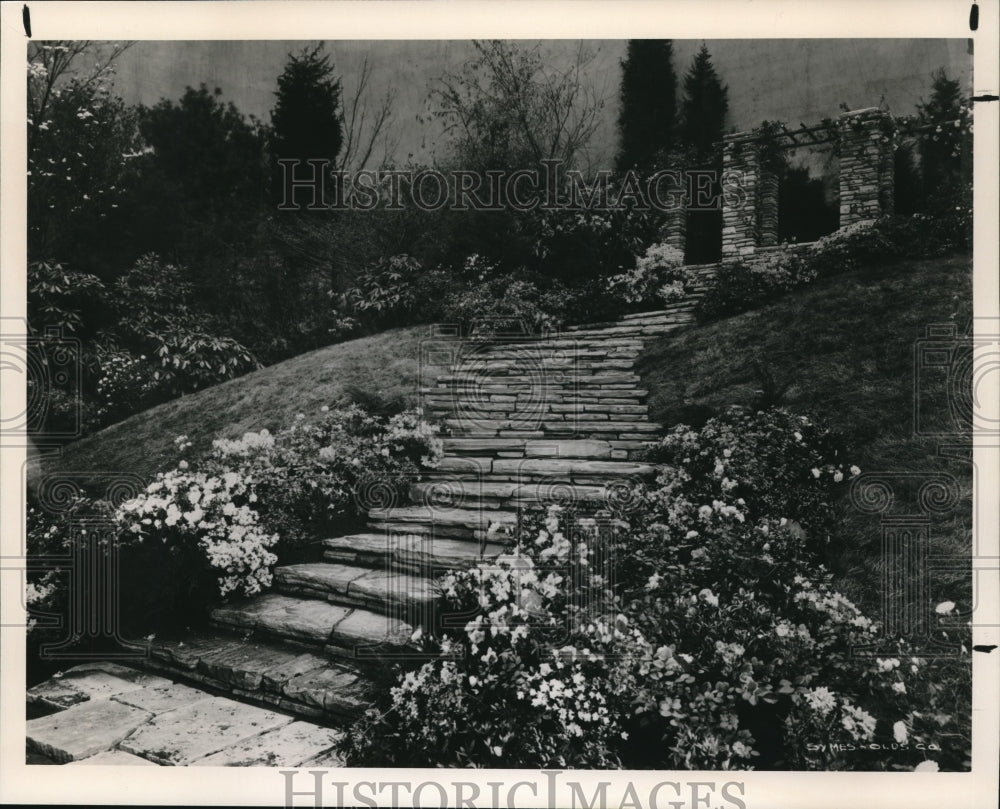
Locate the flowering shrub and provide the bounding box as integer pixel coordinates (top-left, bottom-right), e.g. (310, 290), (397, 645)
(115, 464), (279, 598)
(91, 347), (165, 426)
(149, 406), (444, 561)
(643, 406), (858, 538)
(343, 508), (636, 767)
(607, 242), (694, 310)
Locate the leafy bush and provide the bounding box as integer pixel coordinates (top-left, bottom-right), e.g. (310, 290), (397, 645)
(606, 242), (694, 310)
(91, 347), (165, 426)
(28, 260), (106, 337)
(440, 274), (563, 337)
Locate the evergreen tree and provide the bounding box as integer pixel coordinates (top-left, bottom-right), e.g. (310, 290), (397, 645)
(270, 43), (343, 200)
(615, 39), (678, 173)
(679, 44), (729, 166)
(915, 68), (970, 206)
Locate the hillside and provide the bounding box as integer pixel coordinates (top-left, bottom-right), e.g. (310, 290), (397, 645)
(35, 324), (456, 485)
(637, 252), (973, 613)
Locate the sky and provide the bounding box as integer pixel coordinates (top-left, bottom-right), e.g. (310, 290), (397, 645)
(106, 38), (974, 170)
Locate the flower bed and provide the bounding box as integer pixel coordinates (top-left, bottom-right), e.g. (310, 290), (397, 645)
(344, 406), (969, 771)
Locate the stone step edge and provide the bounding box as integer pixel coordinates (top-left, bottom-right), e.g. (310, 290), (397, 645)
(132, 637), (373, 723)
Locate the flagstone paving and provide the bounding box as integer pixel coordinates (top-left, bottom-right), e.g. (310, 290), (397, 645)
(26, 663), (344, 766)
(26, 285), (712, 765)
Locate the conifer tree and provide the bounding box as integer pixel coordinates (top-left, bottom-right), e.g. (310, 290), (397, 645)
(679, 44), (729, 166)
(615, 39), (678, 173)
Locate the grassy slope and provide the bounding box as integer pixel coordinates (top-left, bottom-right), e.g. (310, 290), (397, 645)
(637, 252), (973, 613)
(37, 324), (457, 484)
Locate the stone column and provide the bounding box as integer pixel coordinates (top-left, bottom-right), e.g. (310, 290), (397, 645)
(757, 170), (780, 247)
(838, 107), (895, 226)
(656, 152), (687, 254)
(721, 134), (759, 261)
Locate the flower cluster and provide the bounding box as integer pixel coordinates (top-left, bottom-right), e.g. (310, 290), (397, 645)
(607, 242), (693, 309)
(115, 465), (278, 597)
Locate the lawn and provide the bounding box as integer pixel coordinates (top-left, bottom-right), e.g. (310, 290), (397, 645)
(33, 324), (456, 486)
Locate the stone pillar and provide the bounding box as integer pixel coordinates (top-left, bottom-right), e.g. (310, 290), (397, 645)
(757, 171), (780, 247)
(656, 153), (687, 253)
(721, 134), (759, 261)
(721, 135), (781, 259)
(838, 107), (895, 226)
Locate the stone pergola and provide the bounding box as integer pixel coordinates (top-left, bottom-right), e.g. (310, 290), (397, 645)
(661, 107), (897, 262)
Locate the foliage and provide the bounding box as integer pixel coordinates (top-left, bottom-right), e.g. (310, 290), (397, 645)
(435, 40), (605, 173)
(128, 85), (269, 272)
(529, 195), (660, 284)
(695, 251), (818, 320)
(606, 242), (692, 310)
(679, 44), (729, 167)
(643, 406), (858, 540)
(183, 405), (443, 552)
(616, 40), (679, 173)
(914, 69), (971, 208)
(27, 42), (142, 272)
(342, 254), (448, 326)
(115, 453), (280, 599)
(440, 272), (563, 338)
(270, 44), (343, 203)
(27, 260), (106, 337)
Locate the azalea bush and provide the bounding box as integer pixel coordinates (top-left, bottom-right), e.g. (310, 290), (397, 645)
(344, 405), (969, 771)
(607, 242), (694, 310)
(124, 405), (443, 570)
(642, 406), (858, 540)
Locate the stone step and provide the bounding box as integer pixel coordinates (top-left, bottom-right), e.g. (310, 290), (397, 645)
(322, 532), (506, 573)
(274, 562), (435, 614)
(441, 437), (654, 459)
(447, 358), (639, 373)
(442, 418), (659, 436)
(210, 593), (414, 660)
(409, 480), (615, 510)
(366, 505), (520, 540)
(423, 386), (648, 400)
(135, 630), (375, 722)
(433, 372), (642, 387)
(421, 458), (656, 483)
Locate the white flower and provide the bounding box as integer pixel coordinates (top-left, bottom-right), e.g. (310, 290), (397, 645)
(935, 601), (955, 615)
(833, 470), (844, 483)
(698, 588), (719, 607)
(811, 468), (821, 478)
(892, 681), (907, 695)
(914, 760), (939, 772)
(850, 465), (861, 477)
(893, 721), (908, 743)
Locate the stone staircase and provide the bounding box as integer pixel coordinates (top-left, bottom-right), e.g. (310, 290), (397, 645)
(131, 287), (709, 728)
